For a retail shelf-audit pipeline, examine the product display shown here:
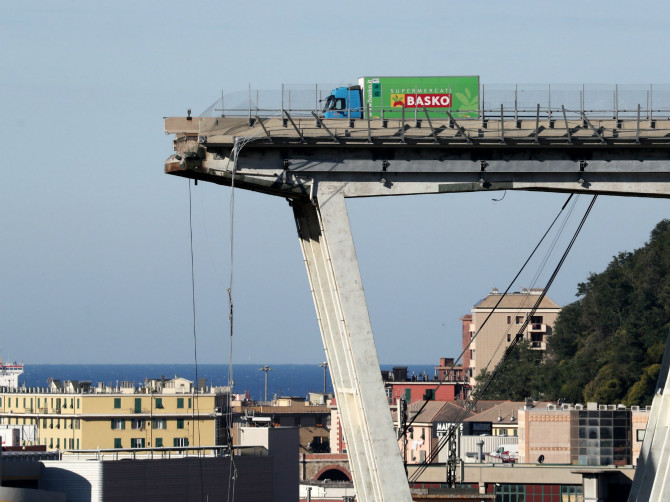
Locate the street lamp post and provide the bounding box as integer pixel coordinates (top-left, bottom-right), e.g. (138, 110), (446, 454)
(259, 365), (272, 402)
(319, 362), (328, 393)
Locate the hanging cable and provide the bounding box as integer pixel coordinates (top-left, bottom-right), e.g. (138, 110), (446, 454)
(220, 120), (282, 502)
(226, 138), (241, 502)
(409, 194), (598, 484)
(476, 195), (580, 381)
(188, 180), (206, 500)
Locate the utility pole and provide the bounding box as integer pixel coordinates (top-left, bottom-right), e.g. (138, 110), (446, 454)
(259, 365), (272, 402)
(397, 396), (408, 475)
(319, 362), (328, 393)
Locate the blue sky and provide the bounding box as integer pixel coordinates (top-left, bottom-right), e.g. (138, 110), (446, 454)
(1, 1), (669, 364)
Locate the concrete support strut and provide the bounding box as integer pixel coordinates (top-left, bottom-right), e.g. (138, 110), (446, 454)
(292, 186), (412, 502)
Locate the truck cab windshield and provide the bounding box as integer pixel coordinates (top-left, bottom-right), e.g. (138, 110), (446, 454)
(323, 96), (346, 112)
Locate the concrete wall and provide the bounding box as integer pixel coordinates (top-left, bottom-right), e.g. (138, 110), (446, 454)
(0, 487), (65, 502)
(239, 426), (299, 502)
(519, 408), (571, 464)
(41, 456), (274, 502)
(41, 459), (103, 502)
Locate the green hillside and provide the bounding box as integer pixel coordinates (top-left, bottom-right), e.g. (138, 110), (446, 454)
(477, 219), (670, 406)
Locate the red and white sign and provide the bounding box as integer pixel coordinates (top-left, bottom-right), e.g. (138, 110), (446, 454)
(404, 94), (452, 108)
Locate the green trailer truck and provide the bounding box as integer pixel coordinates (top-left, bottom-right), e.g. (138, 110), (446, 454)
(322, 76), (479, 119)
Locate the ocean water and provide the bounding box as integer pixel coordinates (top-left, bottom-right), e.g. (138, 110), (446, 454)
(19, 363), (436, 401)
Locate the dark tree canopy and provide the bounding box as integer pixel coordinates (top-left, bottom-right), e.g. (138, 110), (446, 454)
(475, 219), (670, 406)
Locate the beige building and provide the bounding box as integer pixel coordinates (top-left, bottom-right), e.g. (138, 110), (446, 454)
(0, 377), (229, 450)
(464, 288), (561, 378)
(519, 402), (649, 466)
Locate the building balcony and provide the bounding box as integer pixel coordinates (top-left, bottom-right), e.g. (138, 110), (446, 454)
(530, 341), (546, 350)
(529, 323), (547, 332)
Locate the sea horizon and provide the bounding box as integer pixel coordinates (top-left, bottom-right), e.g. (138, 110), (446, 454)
(16, 363), (439, 402)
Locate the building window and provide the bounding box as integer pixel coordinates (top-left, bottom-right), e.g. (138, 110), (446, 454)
(114, 438), (122, 449)
(155, 398), (163, 409)
(506, 316), (511, 324)
(131, 438), (145, 448)
(77, 398), (80, 409)
(495, 484), (526, 500)
(560, 485), (584, 501)
(177, 398), (184, 409)
(131, 419), (144, 430)
(188, 398), (192, 409)
(507, 333), (511, 342)
(111, 418), (125, 430)
(152, 419), (166, 430)
(155, 438), (163, 447)
(637, 429), (646, 442)
(174, 437), (189, 447)
(177, 419), (185, 429)
(114, 398), (121, 409)
(515, 316), (524, 325)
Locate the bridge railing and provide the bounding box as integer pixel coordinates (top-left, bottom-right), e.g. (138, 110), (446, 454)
(198, 83), (670, 121)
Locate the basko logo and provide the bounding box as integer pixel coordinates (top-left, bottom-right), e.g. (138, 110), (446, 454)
(391, 93), (452, 108)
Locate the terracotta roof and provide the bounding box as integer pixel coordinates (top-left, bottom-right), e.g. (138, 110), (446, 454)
(466, 400), (553, 425)
(407, 401), (448, 423)
(473, 293), (560, 310)
(432, 402), (474, 423)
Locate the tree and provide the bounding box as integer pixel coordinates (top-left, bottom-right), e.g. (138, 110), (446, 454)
(473, 219), (670, 405)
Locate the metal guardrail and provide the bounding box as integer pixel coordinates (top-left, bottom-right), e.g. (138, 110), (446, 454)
(198, 83), (670, 121)
(183, 111), (670, 149)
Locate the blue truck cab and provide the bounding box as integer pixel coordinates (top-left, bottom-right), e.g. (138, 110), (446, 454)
(322, 85), (362, 118)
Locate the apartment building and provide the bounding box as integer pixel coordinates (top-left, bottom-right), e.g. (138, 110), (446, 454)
(463, 288), (561, 378)
(231, 395), (331, 454)
(0, 377), (229, 450)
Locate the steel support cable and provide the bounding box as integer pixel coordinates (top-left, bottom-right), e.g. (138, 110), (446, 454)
(476, 195), (580, 380)
(415, 196), (595, 480)
(409, 194), (597, 484)
(401, 194), (574, 439)
(226, 138), (241, 502)
(188, 181), (206, 500)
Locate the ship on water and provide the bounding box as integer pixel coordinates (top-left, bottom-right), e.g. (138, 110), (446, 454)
(0, 359), (24, 388)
